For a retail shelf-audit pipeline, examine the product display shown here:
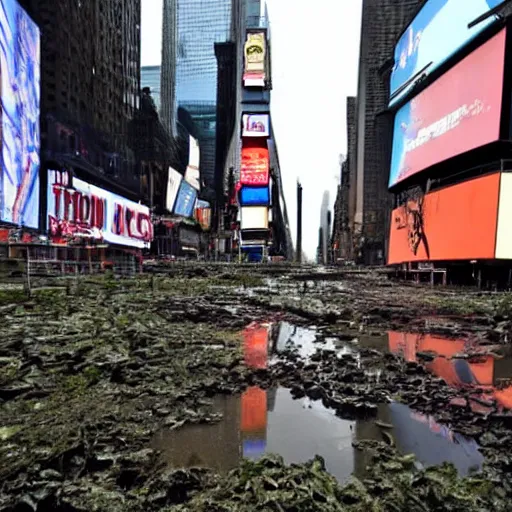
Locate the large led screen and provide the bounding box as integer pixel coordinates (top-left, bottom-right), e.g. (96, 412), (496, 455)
(241, 146), (269, 186)
(174, 180), (197, 218)
(0, 0), (40, 228)
(389, 29), (505, 189)
(47, 170), (153, 249)
(240, 186), (269, 206)
(390, 0), (505, 106)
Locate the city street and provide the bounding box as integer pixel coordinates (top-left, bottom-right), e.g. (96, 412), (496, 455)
(1, 265), (512, 510)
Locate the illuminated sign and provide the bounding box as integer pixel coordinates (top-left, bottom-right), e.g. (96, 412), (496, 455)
(241, 146), (269, 185)
(174, 180), (197, 218)
(47, 170), (153, 249)
(240, 186), (269, 206)
(166, 167), (182, 213)
(389, 29), (504, 188)
(244, 32), (266, 87)
(242, 114), (270, 137)
(185, 136), (200, 190)
(0, 0), (41, 228)
(390, 0), (505, 106)
(241, 206), (269, 230)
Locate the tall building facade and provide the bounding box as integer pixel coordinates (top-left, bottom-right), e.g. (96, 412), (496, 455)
(141, 66), (162, 112)
(160, 0), (177, 137)
(20, 0), (141, 192)
(353, 0), (422, 265)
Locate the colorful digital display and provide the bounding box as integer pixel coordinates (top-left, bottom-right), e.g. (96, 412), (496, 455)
(174, 180), (197, 218)
(0, 0), (40, 228)
(390, 0), (505, 106)
(243, 32), (266, 87)
(242, 114), (270, 137)
(241, 146), (269, 185)
(389, 29), (505, 188)
(387, 173), (500, 264)
(240, 186), (269, 206)
(47, 170), (153, 249)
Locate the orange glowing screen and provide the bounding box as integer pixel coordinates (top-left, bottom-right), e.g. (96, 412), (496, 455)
(388, 173), (500, 264)
(241, 146), (269, 186)
(241, 386), (267, 433)
(243, 323), (269, 369)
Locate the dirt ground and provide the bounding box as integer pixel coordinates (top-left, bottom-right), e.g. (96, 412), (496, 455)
(1, 265), (512, 511)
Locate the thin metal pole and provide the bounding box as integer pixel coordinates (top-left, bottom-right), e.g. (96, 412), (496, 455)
(296, 181), (303, 264)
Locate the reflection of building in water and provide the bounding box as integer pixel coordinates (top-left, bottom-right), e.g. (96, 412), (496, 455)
(241, 322), (271, 458)
(151, 394), (241, 472)
(353, 404), (393, 476)
(355, 403), (483, 477)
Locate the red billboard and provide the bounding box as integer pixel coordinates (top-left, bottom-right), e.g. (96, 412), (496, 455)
(241, 145), (269, 186)
(389, 29), (506, 188)
(388, 173), (500, 264)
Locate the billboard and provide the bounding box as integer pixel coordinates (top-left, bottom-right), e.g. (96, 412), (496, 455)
(240, 186), (269, 206)
(242, 114), (270, 137)
(390, 0), (505, 106)
(389, 29), (505, 188)
(195, 200), (211, 231)
(387, 173), (500, 264)
(243, 32), (266, 87)
(241, 206), (268, 230)
(185, 136), (200, 190)
(241, 146), (269, 186)
(166, 167), (182, 213)
(0, 0), (40, 228)
(174, 180), (197, 218)
(47, 170), (153, 249)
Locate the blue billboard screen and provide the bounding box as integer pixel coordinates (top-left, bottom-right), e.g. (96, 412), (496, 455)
(240, 186), (269, 206)
(390, 0), (504, 107)
(0, 0), (40, 228)
(174, 180), (197, 218)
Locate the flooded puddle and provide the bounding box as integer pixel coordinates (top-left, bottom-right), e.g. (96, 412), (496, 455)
(151, 387), (483, 481)
(242, 321), (355, 363)
(387, 331), (512, 412)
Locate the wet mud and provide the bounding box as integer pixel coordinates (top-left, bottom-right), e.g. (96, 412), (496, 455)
(1, 266), (512, 510)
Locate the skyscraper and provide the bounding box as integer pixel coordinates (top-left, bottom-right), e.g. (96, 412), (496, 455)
(353, 0), (422, 265)
(161, 0), (177, 138)
(20, 0), (141, 188)
(164, 0), (234, 188)
(142, 66), (162, 112)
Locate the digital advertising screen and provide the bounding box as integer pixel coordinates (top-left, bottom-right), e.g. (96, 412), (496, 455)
(241, 146), (269, 186)
(240, 186), (269, 206)
(242, 114), (270, 137)
(173, 180), (197, 218)
(241, 206), (269, 230)
(390, 0), (505, 106)
(185, 136), (200, 190)
(389, 29), (505, 189)
(0, 0), (40, 228)
(47, 170), (153, 248)
(166, 167), (182, 213)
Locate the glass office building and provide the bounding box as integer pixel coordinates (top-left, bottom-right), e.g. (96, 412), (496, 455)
(141, 66), (162, 112)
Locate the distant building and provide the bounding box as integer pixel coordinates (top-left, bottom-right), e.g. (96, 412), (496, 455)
(141, 66), (162, 112)
(353, 0), (422, 265)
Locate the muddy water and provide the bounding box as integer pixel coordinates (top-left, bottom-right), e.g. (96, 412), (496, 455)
(151, 387), (483, 482)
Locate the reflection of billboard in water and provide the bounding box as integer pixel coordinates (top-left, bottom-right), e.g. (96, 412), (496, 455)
(0, 0), (40, 228)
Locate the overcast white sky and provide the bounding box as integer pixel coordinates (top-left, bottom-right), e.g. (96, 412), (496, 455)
(141, 0), (363, 260)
